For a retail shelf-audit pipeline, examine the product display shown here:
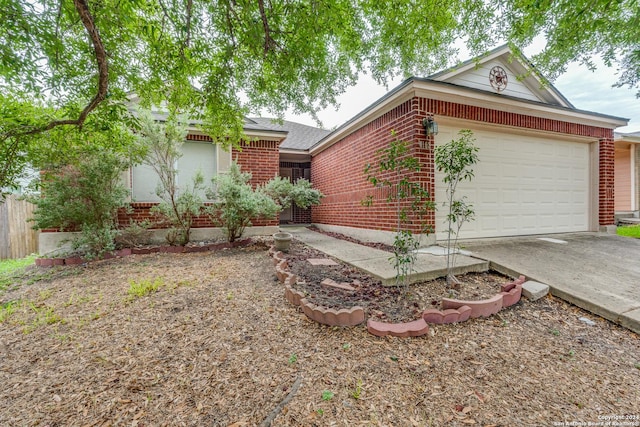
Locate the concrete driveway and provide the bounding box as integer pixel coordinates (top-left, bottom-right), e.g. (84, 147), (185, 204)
(462, 233), (640, 334)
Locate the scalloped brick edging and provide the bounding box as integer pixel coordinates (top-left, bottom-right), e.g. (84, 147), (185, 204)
(440, 275), (526, 318)
(422, 305), (473, 324)
(367, 318), (429, 337)
(299, 298), (365, 326)
(272, 245), (364, 327)
(500, 275), (525, 307)
(35, 238), (253, 267)
(285, 285), (306, 307)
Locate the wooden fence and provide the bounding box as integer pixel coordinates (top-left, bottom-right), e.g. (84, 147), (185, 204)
(0, 195), (38, 259)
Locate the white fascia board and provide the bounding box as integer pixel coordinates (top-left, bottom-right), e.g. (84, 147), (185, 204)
(311, 79), (628, 157)
(244, 130), (287, 141)
(431, 46), (511, 81)
(615, 134), (640, 144)
(412, 81), (629, 129)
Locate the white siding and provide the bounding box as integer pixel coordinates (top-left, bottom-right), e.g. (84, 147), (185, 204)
(448, 59), (542, 102)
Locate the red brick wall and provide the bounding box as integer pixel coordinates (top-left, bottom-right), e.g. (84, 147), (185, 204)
(311, 99), (434, 233)
(425, 99), (613, 139)
(119, 138), (280, 229)
(599, 138), (615, 225)
(312, 96), (617, 233)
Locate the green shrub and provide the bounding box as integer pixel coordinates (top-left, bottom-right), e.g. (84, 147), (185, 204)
(28, 148), (130, 258)
(207, 162), (279, 242)
(262, 176), (323, 210)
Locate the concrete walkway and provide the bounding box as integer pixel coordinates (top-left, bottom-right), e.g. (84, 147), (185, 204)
(462, 233), (640, 335)
(286, 227), (488, 285)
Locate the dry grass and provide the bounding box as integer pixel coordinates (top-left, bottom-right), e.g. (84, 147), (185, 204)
(1, 240), (639, 426)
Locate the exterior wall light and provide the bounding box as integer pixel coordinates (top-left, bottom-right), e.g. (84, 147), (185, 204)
(423, 116), (438, 136)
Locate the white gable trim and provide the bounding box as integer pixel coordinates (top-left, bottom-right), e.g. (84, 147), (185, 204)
(429, 45), (573, 109)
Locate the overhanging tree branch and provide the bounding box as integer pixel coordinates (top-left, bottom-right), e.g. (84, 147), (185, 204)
(8, 0), (108, 138)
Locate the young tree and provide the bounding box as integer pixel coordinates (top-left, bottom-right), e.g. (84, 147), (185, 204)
(137, 113), (205, 246)
(363, 132), (435, 288)
(434, 130), (479, 286)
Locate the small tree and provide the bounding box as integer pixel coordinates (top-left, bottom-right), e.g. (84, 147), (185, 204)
(363, 132), (434, 288)
(434, 130), (479, 286)
(207, 162), (279, 242)
(262, 176), (323, 211)
(29, 148), (130, 258)
(137, 114), (205, 246)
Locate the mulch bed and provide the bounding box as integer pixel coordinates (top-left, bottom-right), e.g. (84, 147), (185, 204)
(286, 240), (509, 322)
(1, 238), (639, 426)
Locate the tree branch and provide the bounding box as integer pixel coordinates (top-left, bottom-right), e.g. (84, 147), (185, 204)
(257, 0), (276, 55)
(13, 0), (108, 138)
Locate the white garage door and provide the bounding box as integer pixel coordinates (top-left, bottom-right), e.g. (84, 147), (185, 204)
(434, 126), (590, 240)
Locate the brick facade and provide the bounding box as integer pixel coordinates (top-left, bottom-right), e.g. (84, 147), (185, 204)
(599, 138), (615, 225)
(311, 99), (435, 233)
(311, 96), (617, 234)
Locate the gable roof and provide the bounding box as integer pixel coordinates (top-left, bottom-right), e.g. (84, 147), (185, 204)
(310, 46), (629, 155)
(429, 44), (573, 108)
(248, 117), (331, 151)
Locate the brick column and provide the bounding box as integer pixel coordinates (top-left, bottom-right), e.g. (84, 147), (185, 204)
(599, 137), (615, 226)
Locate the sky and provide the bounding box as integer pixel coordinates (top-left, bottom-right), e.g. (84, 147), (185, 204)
(284, 45), (640, 135)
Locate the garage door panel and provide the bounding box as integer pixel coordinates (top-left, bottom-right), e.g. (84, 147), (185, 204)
(435, 126), (590, 239)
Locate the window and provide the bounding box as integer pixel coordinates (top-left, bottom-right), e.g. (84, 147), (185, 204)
(131, 141), (230, 202)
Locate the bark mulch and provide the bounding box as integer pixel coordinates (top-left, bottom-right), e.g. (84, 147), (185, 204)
(287, 239), (509, 323)
(1, 239), (639, 426)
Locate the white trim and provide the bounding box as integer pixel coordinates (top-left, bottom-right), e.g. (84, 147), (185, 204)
(412, 81), (628, 129)
(244, 130), (287, 141)
(310, 88), (413, 155)
(632, 144), (637, 211)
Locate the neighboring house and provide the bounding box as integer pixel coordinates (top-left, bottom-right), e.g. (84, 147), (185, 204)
(614, 131), (640, 220)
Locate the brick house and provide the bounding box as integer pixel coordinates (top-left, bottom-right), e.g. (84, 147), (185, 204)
(38, 45), (630, 253)
(614, 131), (640, 221)
(307, 45), (628, 245)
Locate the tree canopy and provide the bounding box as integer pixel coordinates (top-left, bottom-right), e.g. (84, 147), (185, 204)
(0, 0), (638, 194)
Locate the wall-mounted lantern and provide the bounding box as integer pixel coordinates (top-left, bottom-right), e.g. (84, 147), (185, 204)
(422, 116), (438, 136)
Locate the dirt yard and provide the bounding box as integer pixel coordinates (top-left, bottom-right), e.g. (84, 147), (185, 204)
(1, 239), (639, 426)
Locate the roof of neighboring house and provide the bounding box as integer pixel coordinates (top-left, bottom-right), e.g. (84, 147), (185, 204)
(615, 131), (640, 142)
(248, 117), (331, 151)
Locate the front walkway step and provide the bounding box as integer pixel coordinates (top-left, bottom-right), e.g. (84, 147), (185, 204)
(289, 228), (488, 285)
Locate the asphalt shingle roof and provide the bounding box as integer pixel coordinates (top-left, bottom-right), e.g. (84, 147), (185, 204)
(248, 117), (331, 151)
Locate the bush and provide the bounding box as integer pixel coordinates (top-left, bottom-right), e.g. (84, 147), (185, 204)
(29, 148), (130, 258)
(207, 162), (279, 242)
(262, 176), (323, 210)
